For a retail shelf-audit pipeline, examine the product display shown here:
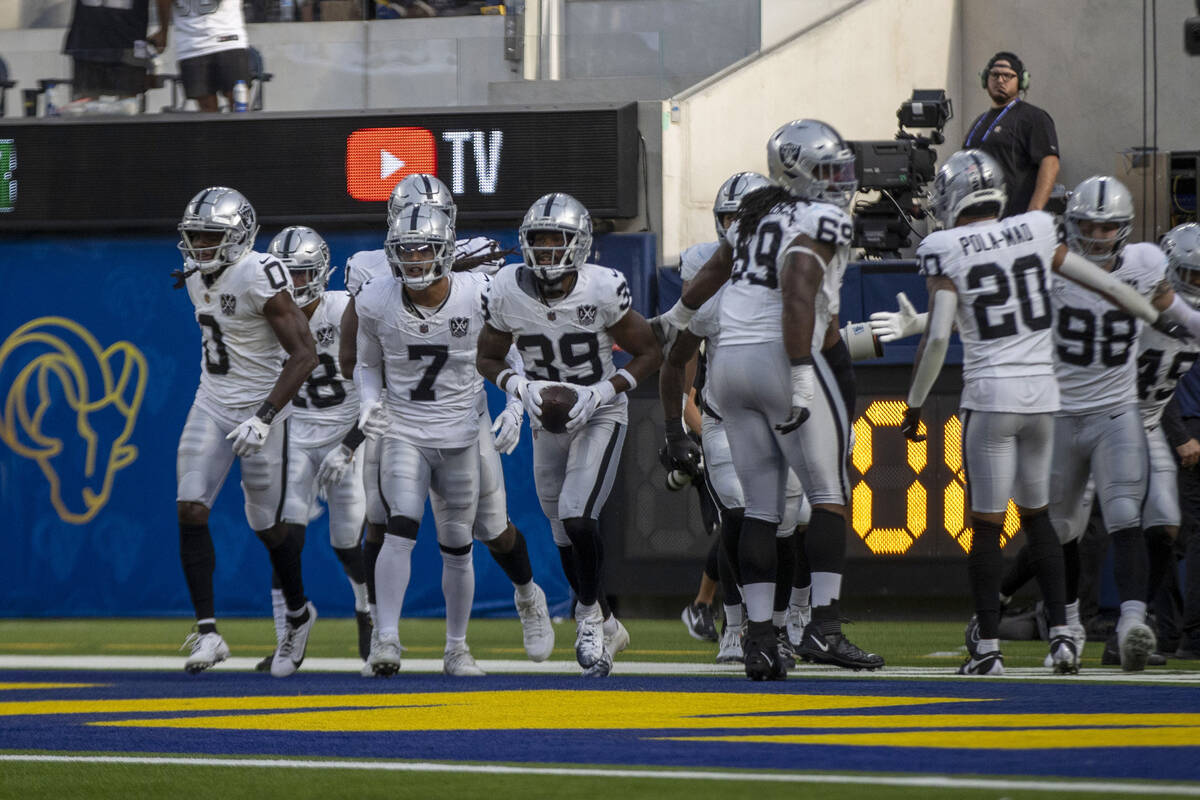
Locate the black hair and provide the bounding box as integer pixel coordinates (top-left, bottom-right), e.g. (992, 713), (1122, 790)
(733, 184), (797, 253)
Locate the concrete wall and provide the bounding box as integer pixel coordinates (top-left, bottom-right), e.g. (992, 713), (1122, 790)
(661, 0), (963, 263)
(759, 0), (858, 50)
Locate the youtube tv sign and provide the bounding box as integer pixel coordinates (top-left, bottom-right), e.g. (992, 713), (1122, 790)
(0, 103), (639, 230)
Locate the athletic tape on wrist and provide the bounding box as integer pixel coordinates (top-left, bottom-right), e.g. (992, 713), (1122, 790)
(616, 368), (637, 391)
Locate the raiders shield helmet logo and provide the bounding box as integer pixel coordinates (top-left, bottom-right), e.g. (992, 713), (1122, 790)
(577, 305), (598, 325)
(220, 294), (237, 316)
(449, 317), (470, 338)
(315, 324), (337, 347)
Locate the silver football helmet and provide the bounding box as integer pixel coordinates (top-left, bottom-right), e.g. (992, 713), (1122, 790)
(1065, 175), (1134, 264)
(519, 193), (593, 282)
(766, 119), (857, 208)
(385, 205), (455, 290)
(929, 149), (1007, 229)
(387, 173), (456, 228)
(713, 171), (772, 239)
(178, 187), (258, 274)
(1163, 223), (1200, 308)
(268, 226), (333, 306)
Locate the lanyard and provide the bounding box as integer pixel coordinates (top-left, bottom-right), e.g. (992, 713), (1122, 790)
(967, 98), (1019, 147)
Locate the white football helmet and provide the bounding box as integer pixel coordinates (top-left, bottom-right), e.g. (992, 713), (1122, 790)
(766, 119), (857, 209)
(387, 173), (456, 228)
(929, 149), (1007, 229)
(713, 171), (772, 239)
(519, 193), (593, 282)
(177, 187), (258, 274)
(385, 205), (455, 290)
(1163, 223), (1200, 307)
(1065, 176), (1134, 264)
(268, 226), (333, 306)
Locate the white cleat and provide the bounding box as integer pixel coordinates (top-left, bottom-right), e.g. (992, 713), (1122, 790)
(370, 632), (403, 677)
(575, 610), (605, 668)
(443, 643), (487, 677)
(515, 583), (555, 662)
(271, 602), (317, 678)
(1044, 623), (1086, 668)
(581, 647), (614, 677)
(1048, 635), (1080, 674)
(1119, 622), (1157, 672)
(182, 631), (230, 674)
(957, 650), (1005, 676)
(604, 616), (630, 657)
(785, 605), (811, 649)
(361, 626), (380, 677)
(716, 622), (745, 664)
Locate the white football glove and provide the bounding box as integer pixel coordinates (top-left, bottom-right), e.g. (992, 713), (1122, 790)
(316, 443), (355, 491)
(226, 414), (271, 457)
(490, 405), (523, 455)
(358, 401), (391, 439)
(506, 375), (553, 421)
(869, 292), (928, 343)
(565, 380), (617, 433)
(775, 363), (814, 434)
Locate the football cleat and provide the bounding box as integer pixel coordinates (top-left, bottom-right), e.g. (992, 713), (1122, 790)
(785, 604), (811, 649)
(604, 616), (630, 656)
(1043, 623), (1086, 668)
(775, 625), (797, 670)
(957, 650), (1005, 676)
(1118, 622), (1157, 672)
(796, 622), (885, 670)
(1048, 635), (1080, 675)
(182, 631), (230, 674)
(515, 583), (555, 662)
(255, 652), (274, 672)
(271, 602), (317, 678)
(443, 643), (487, 677)
(743, 622), (787, 681)
(1101, 629), (1166, 669)
(681, 602), (718, 642)
(575, 609), (605, 668)
(355, 610), (373, 662)
(581, 648), (614, 678)
(370, 631), (403, 677)
(716, 621), (745, 664)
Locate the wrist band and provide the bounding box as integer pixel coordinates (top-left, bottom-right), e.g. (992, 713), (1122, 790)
(615, 368), (637, 391)
(342, 426), (366, 452)
(496, 368), (515, 392)
(665, 417), (686, 440)
(255, 401), (278, 424)
(789, 356), (813, 366)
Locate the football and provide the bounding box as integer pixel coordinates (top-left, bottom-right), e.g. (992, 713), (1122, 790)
(538, 384), (578, 434)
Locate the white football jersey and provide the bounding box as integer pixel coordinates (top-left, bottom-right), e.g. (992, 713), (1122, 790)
(483, 263), (632, 427)
(1052, 242), (1167, 413)
(172, 0), (247, 61)
(345, 248), (390, 297)
(718, 199), (852, 348)
(917, 211), (1060, 413)
(687, 281), (728, 419)
(680, 240), (720, 282)
(186, 250), (291, 410)
(356, 271), (487, 448)
(291, 291), (359, 446)
(1138, 305), (1200, 426)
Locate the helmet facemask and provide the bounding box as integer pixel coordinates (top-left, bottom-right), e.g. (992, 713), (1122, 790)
(269, 226), (332, 306)
(519, 193), (593, 284)
(521, 227), (586, 283)
(1066, 215), (1132, 265)
(177, 188), (258, 274)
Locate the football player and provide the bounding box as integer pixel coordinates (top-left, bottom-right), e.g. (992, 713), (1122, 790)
(477, 192), (663, 676)
(173, 187), (319, 677)
(341, 174), (554, 670)
(654, 120), (882, 679)
(244, 227), (372, 673)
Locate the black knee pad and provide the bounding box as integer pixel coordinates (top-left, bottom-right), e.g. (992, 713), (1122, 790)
(387, 516), (420, 540)
(439, 542), (473, 556)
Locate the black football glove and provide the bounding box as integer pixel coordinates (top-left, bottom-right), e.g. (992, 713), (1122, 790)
(661, 419), (703, 479)
(1152, 315), (1192, 341)
(900, 406), (925, 442)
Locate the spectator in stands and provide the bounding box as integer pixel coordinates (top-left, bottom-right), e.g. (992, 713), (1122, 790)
(147, 0), (250, 112)
(963, 51), (1060, 217)
(62, 0), (152, 102)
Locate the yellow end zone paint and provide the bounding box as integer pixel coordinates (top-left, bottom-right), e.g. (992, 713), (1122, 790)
(0, 682), (102, 690)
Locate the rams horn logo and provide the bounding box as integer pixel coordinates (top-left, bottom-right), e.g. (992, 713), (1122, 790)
(0, 317), (148, 524)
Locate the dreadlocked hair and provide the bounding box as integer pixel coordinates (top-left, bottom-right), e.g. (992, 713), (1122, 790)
(733, 185), (798, 253)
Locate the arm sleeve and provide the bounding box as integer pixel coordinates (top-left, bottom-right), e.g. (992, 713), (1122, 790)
(906, 289), (957, 408)
(353, 311), (383, 409)
(1163, 396), (1191, 449)
(1056, 251), (1160, 324)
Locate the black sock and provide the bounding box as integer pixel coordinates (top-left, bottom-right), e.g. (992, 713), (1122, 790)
(1110, 526), (1150, 604)
(1063, 538), (1080, 602)
(999, 542), (1036, 598)
(363, 530), (384, 605)
(703, 537), (720, 585)
(792, 526), (810, 589)
(717, 540), (742, 606)
(805, 508), (846, 577)
(556, 544), (582, 600)
(968, 517), (1004, 639)
(1022, 510), (1066, 627)
(489, 527), (534, 587)
(1146, 526), (1175, 604)
(563, 518), (602, 606)
(334, 545), (367, 585)
(721, 507), (744, 586)
(737, 516), (777, 586)
(179, 522), (216, 622)
(774, 534), (795, 615)
(264, 524), (307, 612)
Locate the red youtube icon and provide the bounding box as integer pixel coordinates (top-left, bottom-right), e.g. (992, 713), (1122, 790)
(346, 127), (438, 201)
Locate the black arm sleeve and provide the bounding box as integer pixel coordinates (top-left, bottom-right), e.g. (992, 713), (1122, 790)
(821, 337), (855, 417)
(1163, 396), (1191, 449)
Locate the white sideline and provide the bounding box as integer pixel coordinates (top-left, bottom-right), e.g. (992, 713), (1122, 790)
(1, 754), (1198, 795)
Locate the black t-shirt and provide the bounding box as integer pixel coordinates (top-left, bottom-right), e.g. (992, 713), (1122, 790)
(962, 99), (1059, 217)
(63, 0), (150, 63)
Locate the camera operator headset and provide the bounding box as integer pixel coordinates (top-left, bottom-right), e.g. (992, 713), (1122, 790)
(963, 51), (1060, 216)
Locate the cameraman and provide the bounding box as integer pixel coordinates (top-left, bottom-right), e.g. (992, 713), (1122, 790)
(964, 51), (1059, 216)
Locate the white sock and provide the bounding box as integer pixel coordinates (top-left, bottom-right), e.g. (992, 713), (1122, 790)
(576, 601), (601, 622)
(811, 571), (842, 608)
(1117, 600), (1148, 636)
(348, 577), (369, 614)
(270, 588), (286, 646)
(772, 609), (786, 627)
(977, 638), (1000, 654)
(1049, 625), (1072, 641)
(514, 580), (537, 601)
(445, 634), (466, 651)
(724, 604), (744, 628)
(1065, 599), (1081, 627)
(602, 615), (619, 636)
(376, 535), (415, 638)
(743, 582), (773, 623)
(441, 549), (475, 644)
(790, 585), (811, 608)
